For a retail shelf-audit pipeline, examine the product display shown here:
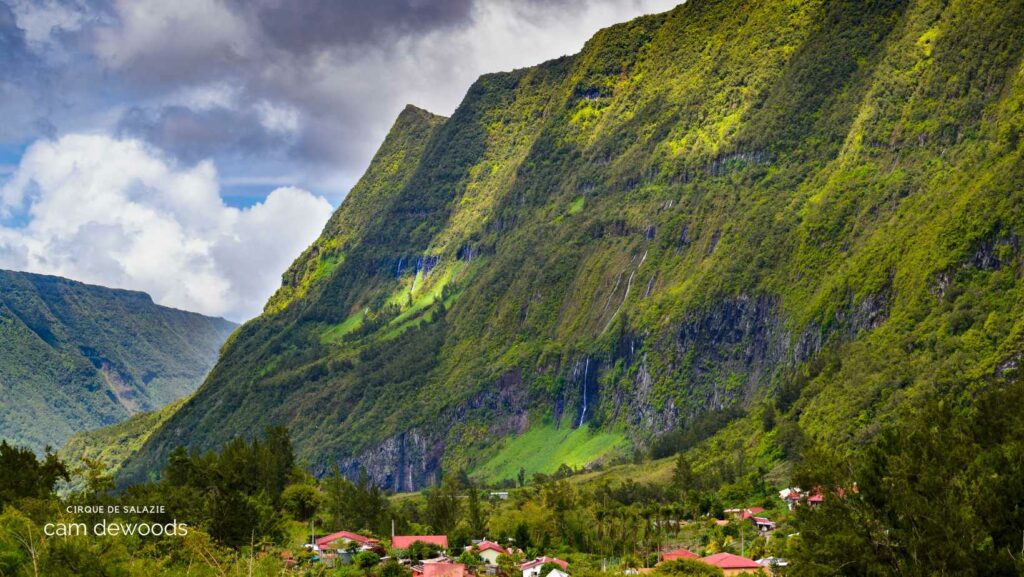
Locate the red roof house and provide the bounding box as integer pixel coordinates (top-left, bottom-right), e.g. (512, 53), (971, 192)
(471, 540), (509, 564)
(316, 531), (380, 551)
(423, 562), (467, 577)
(661, 548), (700, 561)
(701, 553), (762, 576)
(476, 541), (508, 554)
(521, 556), (569, 576)
(739, 507), (765, 520)
(393, 535), (450, 550)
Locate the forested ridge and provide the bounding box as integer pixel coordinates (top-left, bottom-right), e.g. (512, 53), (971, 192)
(123, 0), (1024, 497)
(0, 270), (236, 450)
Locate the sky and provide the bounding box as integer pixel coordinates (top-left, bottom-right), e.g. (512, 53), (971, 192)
(0, 0), (678, 321)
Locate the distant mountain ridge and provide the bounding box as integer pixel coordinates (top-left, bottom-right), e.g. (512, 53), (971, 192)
(123, 0), (1024, 490)
(0, 269), (236, 450)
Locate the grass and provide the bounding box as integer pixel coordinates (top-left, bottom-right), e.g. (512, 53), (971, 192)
(568, 196), (585, 215)
(321, 309), (366, 344)
(471, 423), (629, 484)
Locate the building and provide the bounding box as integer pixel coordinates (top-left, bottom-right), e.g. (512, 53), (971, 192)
(779, 488), (800, 510)
(700, 552), (763, 576)
(316, 531), (381, 553)
(752, 517), (776, 533)
(472, 541), (509, 565)
(521, 557), (569, 577)
(394, 535), (450, 550)
(414, 562), (467, 577)
(725, 507), (765, 520)
(546, 569), (570, 577)
(661, 548), (700, 562)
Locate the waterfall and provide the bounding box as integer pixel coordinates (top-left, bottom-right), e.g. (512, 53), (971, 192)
(395, 257), (405, 278)
(578, 357), (590, 427)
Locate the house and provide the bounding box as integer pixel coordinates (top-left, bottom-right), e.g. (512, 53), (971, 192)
(521, 557), (569, 577)
(471, 540), (509, 565)
(546, 569), (570, 577)
(414, 562), (467, 577)
(752, 517), (776, 533)
(700, 552), (763, 576)
(661, 548), (699, 562)
(779, 488), (801, 510)
(740, 508), (764, 520)
(317, 530), (382, 553)
(393, 535), (450, 550)
(489, 491), (510, 500)
(725, 507), (765, 520)
(781, 487), (827, 510)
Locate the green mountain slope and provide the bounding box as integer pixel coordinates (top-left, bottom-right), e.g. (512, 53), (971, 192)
(123, 0), (1024, 490)
(59, 398), (185, 489)
(0, 270), (236, 450)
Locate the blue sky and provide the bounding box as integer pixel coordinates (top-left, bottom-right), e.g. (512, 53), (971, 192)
(0, 0), (678, 320)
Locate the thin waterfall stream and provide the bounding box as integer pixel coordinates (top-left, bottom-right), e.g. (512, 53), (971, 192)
(578, 357), (590, 427)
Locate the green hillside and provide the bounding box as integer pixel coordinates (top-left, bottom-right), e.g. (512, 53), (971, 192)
(59, 397), (185, 490)
(0, 270), (236, 450)
(123, 0), (1024, 492)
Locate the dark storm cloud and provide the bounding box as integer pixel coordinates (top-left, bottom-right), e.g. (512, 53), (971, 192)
(2, 0), (679, 195)
(248, 0), (475, 53)
(117, 105), (293, 164)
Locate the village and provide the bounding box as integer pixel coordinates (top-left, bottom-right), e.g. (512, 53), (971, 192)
(284, 488), (830, 576)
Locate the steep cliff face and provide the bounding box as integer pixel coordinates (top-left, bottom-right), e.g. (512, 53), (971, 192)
(0, 270), (236, 450)
(124, 0), (1024, 490)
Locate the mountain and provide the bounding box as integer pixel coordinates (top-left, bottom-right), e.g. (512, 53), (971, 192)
(122, 0), (1024, 491)
(59, 398), (185, 489)
(0, 270), (236, 450)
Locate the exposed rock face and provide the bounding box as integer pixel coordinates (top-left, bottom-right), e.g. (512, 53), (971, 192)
(338, 430), (438, 492)
(337, 370), (532, 491)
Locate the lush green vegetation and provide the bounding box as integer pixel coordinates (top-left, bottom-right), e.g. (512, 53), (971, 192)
(472, 423), (629, 485)
(6, 389), (1024, 576)
(59, 398), (187, 491)
(119, 15), (1024, 577)
(0, 270), (236, 450)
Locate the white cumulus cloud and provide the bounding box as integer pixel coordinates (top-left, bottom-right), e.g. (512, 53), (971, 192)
(0, 134), (333, 320)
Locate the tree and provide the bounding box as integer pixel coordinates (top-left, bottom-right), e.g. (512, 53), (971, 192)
(323, 466), (391, 534)
(426, 477), (461, 534)
(380, 559), (413, 577)
(497, 553), (520, 577)
(465, 481), (488, 537)
(458, 549), (484, 574)
(0, 442), (68, 506)
(77, 457), (114, 500)
(654, 559), (723, 577)
(354, 551), (381, 568)
(282, 483), (321, 521)
(789, 379), (1024, 576)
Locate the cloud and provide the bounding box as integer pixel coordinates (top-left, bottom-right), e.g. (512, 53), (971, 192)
(0, 0), (679, 318)
(116, 104), (297, 164)
(0, 134), (333, 320)
(2, 0), (680, 199)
